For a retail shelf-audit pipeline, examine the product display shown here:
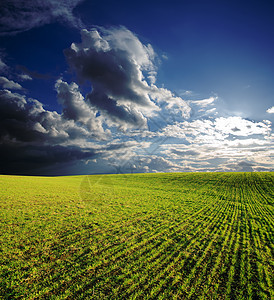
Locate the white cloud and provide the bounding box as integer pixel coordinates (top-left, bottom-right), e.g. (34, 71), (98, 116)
(161, 117), (271, 141)
(65, 27), (190, 131)
(266, 106), (274, 114)
(190, 97), (216, 107)
(214, 117), (271, 136)
(100, 27), (157, 79)
(18, 74), (32, 81)
(55, 79), (108, 139)
(150, 85), (191, 119)
(155, 114), (273, 172)
(186, 96), (219, 119)
(65, 27), (159, 130)
(0, 76), (23, 90)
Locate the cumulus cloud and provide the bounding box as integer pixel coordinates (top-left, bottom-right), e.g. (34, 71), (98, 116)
(64, 28), (154, 129)
(64, 27), (190, 130)
(150, 85), (191, 120)
(160, 137), (274, 172)
(214, 117), (271, 137)
(2, 23), (272, 175)
(0, 88), (105, 173)
(160, 117), (271, 141)
(0, 76), (23, 90)
(55, 79), (108, 139)
(155, 113), (274, 172)
(266, 106), (274, 114)
(0, 26), (194, 175)
(0, 89), (93, 144)
(0, 0), (84, 35)
(0, 86), (152, 174)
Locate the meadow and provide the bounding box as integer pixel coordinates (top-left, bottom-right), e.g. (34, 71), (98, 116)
(0, 172), (273, 299)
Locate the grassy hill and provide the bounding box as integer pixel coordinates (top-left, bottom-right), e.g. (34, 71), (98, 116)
(0, 172), (273, 299)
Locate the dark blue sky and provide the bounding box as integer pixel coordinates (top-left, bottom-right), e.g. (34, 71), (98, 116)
(0, 0), (273, 174)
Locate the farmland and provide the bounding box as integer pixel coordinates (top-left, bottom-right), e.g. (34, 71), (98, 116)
(0, 172), (273, 299)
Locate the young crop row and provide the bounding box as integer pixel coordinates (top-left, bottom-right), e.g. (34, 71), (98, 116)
(0, 172), (273, 299)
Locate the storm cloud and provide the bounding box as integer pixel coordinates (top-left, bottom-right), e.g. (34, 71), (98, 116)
(0, 89), (94, 144)
(0, 86), (140, 175)
(0, 89), (102, 174)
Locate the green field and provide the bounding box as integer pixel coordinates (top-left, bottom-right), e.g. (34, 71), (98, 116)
(0, 172), (273, 299)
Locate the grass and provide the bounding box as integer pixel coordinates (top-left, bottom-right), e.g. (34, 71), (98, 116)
(0, 172), (273, 299)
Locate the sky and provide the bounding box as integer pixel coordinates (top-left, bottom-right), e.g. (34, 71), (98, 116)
(0, 0), (273, 175)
